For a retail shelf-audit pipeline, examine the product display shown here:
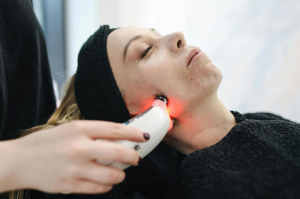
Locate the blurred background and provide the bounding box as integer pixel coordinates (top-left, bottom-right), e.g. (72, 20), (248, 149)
(32, 0), (300, 122)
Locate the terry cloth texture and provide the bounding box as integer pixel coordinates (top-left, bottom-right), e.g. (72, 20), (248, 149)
(0, 0), (56, 140)
(75, 25), (131, 123)
(180, 111), (300, 199)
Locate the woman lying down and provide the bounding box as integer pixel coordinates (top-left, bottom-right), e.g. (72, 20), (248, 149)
(11, 25), (300, 199)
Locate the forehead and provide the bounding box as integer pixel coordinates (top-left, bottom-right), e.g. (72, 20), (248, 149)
(109, 26), (152, 41)
(107, 27), (158, 53)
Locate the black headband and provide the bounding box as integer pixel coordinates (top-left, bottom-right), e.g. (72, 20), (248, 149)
(75, 25), (131, 123)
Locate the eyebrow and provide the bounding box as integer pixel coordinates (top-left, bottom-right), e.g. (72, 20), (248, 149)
(123, 28), (156, 62)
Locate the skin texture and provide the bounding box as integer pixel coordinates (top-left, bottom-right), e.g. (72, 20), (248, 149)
(0, 121), (148, 193)
(107, 27), (236, 154)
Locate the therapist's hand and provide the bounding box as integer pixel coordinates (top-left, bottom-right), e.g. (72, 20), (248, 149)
(0, 121), (149, 194)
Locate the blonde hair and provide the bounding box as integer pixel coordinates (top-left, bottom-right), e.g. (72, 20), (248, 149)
(9, 74), (83, 199)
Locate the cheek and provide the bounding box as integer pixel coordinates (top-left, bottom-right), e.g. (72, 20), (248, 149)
(142, 57), (180, 91)
(141, 59), (189, 117)
(126, 56), (188, 114)
(125, 75), (152, 111)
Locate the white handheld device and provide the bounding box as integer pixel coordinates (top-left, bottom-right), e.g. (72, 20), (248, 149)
(97, 96), (173, 170)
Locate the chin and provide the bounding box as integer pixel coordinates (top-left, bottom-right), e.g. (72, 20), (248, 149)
(197, 62), (221, 88)
(193, 70), (221, 101)
(206, 62), (222, 86)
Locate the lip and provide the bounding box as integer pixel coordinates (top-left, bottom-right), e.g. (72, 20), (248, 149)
(187, 47), (202, 67)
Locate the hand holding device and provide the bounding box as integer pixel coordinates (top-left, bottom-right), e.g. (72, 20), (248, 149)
(0, 121), (147, 194)
(97, 96), (173, 170)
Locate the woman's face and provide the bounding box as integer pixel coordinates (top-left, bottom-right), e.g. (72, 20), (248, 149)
(107, 27), (222, 121)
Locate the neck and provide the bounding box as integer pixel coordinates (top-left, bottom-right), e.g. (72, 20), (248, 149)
(164, 94), (236, 155)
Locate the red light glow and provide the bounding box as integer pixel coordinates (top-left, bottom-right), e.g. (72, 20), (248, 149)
(166, 99), (184, 118)
(138, 97), (184, 119)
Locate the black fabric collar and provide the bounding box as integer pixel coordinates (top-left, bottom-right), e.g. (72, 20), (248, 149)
(230, 111), (247, 124)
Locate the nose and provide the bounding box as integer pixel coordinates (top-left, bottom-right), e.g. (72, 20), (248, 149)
(165, 31), (186, 53)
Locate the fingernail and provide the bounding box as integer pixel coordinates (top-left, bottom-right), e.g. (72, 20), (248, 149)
(143, 132), (150, 140)
(138, 157), (142, 165)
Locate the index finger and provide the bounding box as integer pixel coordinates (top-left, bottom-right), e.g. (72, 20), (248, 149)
(70, 121), (150, 142)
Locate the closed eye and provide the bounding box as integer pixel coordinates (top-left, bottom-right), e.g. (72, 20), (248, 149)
(141, 45), (153, 59)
